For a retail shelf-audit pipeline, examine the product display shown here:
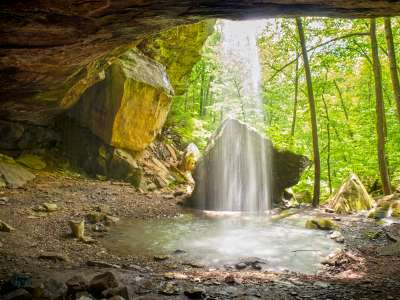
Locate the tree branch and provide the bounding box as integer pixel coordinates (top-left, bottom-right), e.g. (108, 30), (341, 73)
(268, 32), (369, 81)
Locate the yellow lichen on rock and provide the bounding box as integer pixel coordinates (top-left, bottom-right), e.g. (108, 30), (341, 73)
(69, 50), (173, 152)
(305, 218), (337, 230)
(111, 80), (171, 151)
(328, 173), (375, 214)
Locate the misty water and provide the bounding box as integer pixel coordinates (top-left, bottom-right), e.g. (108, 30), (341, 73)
(103, 212), (340, 274)
(205, 19), (272, 211)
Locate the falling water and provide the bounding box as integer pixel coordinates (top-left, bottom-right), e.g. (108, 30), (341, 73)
(190, 20), (273, 212)
(217, 20), (272, 212)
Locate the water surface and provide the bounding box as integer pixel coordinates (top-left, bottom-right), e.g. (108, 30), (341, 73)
(103, 212), (340, 274)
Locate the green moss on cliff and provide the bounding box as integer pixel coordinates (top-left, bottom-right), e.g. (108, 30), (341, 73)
(138, 20), (215, 95)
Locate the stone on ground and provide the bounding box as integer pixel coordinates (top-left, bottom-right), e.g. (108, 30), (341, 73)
(0, 220), (15, 232)
(108, 148), (142, 188)
(305, 218), (336, 230)
(0, 154), (35, 188)
(69, 220), (85, 239)
(328, 173), (374, 213)
(88, 272), (119, 297)
(380, 241), (400, 256)
(16, 154), (46, 170)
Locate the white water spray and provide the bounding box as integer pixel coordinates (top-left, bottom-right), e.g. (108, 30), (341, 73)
(190, 20), (273, 212)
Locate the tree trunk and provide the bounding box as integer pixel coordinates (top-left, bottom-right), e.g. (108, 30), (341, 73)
(384, 17), (400, 122)
(321, 94), (332, 194)
(296, 17), (321, 207)
(370, 18), (392, 195)
(199, 66), (206, 116)
(291, 56), (299, 137)
(333, 80), (354, 138)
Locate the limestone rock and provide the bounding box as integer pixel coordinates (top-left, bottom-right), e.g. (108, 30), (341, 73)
(0, 154), (35, 188)
(0, 1), (398, 126)
(0, 120), (59, 151)
(187, 119), (310, 210)
(88, 272), (119, 297)
(0, 220), (15, 232)
(16, 154), (46, 170)
(180, 143), (200, 172)
(66, 275), (89, 294)
(305, 218), (337, 230)
(41, 202), (58, 212)
(108, 149), (142, 188)
(391, 201), (400, 218)
(69, 220), (85, 239)
(138, 21), (215, 95)
(328, 173), (375, 214)
(69, 49), (173, 153)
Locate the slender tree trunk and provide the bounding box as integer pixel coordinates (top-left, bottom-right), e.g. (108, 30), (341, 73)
(321, 94), (332, 194)
(333, 80), (353, 138)
(384, 17), (400, 122)
(184, 87), (189, 111)
(203, 77), (212, 116)
(370, 18), (392, 195)
(296, 17), (321, 207)
(291, 56), (299, 137)
(199, 66), (206, 116)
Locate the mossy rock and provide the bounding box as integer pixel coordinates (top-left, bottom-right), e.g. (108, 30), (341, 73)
(391, 201), (400, 218)
(0, 153), (16, 164)
(305, 218), (337, 230)
(17, 154), (46, 170)
(362, 230), (383, 240)
(328, 173), (374, 213)
(368, 207), (388, 219)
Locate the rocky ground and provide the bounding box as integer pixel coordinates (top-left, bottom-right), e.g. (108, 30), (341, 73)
(1, 171), (400, 299)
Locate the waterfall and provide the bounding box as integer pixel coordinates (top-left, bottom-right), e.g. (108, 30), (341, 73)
(190, 20), (273, 212)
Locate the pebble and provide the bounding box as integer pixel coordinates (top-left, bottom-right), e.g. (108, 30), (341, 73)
(235, 262), (247, 270)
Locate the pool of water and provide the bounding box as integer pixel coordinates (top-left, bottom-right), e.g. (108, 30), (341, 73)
(102, 211), (341, 274)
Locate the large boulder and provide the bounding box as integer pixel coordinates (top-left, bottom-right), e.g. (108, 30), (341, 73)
(187, 119), (310, 211)
(0, 154), (35, 188)
(328, 173), (375, 214)
(69, 49), (173, 153)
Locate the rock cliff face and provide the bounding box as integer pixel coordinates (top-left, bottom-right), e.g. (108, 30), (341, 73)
(1, 1), (399, 124)
(138, 20), (215, 95)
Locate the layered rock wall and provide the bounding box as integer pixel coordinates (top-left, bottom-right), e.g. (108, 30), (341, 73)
(1, 2), (400, 123)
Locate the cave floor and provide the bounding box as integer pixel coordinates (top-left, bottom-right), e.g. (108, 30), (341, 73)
(1, 171), (400, 299)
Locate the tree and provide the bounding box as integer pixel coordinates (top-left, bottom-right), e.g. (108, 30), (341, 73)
(291, 56), (299, 137)
(370, 18), (392, 195)
(384, 17), (400, 122)
(296, 17), (321, 207)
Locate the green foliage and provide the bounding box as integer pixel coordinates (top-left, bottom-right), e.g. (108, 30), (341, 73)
(167, 17), (400, 200)
(260, 17), (400, 200)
